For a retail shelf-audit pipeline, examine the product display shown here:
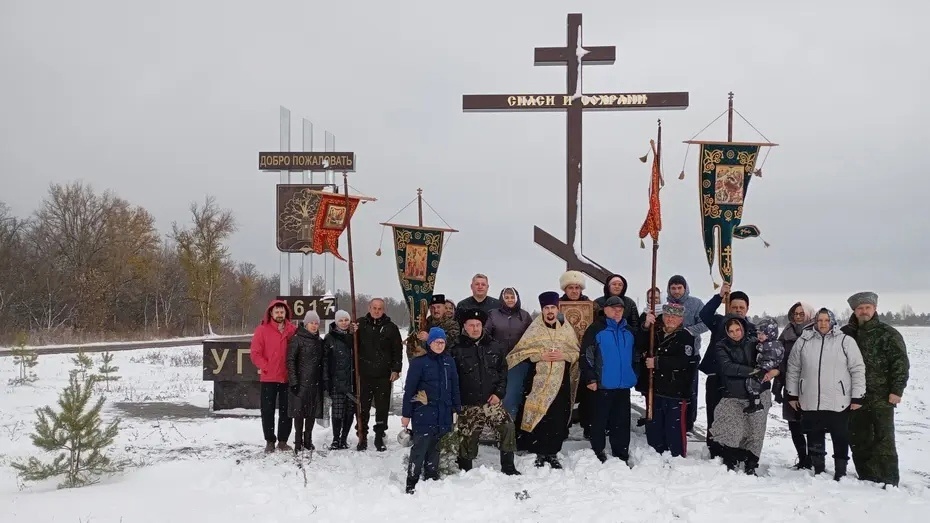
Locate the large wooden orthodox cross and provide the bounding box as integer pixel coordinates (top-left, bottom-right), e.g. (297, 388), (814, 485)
(463, 13), (689, 283)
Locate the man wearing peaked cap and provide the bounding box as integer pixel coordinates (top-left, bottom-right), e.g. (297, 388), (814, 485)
(449, 307), (520, 475)
(841, 291), (909, 487)
(459, 308), (488, 325)
(409, 293), (460, 360)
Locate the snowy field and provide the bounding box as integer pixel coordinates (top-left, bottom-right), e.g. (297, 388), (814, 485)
(1, 329), (929, 522)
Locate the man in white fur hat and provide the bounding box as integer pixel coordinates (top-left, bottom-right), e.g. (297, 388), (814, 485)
(558, 270), (597, 439)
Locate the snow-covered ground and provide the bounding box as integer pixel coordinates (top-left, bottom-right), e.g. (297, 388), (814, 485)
(1, 329), (929, 522)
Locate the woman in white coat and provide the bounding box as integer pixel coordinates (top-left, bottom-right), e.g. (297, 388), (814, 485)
(786, 308), (866, 480)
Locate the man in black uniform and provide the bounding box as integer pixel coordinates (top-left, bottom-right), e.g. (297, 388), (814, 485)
(450, 308), (520, 475)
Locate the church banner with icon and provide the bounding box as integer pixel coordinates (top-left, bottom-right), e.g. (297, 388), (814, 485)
(391, 226), (446, 328)
(312, 192), (361, 261)
(697, 142), (762, 285)
(275, 185), (361, 260)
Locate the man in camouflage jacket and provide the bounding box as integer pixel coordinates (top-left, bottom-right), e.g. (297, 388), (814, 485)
(407, 294), (461, 359)
(841, 291), (909, 487)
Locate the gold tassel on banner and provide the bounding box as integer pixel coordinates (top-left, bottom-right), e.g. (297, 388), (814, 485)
(640, 239), (645, 249)
(678, 170), (685, 180)
(754, 169), (763, 177)
(375, 248), (382, 256)
(639, 154), (649, 163)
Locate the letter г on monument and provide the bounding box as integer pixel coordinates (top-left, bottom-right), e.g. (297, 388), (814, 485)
(462, 13), (689, 284)
(203, 340), (260, 411)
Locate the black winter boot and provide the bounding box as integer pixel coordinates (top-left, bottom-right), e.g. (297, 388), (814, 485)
(357, 433), (368, 451)
(743, 398), (763, 414)
(744, 453), (760, 476)
(794, 454), (812, 470)
(374, 424), (387, 452)
(457, 457), (473, 471)
(405, 476), (417, 494)
(833, 458), (848, 481)
(808, 440), (826, 475)
(547, 455), (563, 469)
(330, 420), (342, 450)
(501, 452), (521, 475)
(339, 420), (351, 449)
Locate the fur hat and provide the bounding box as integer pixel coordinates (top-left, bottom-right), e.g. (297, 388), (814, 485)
(430, 294), (446, 306)
(559, 270), (586, 291)
(847, 291), (877, 309)
(460, 308), (488, 324)
(538, 291), (561, 308)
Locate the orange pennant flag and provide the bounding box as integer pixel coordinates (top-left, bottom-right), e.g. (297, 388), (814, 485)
(312, 192), (361, 261)
(638, 141), (662, 242)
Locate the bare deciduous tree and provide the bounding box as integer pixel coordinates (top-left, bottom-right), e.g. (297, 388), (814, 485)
(171, 196), (237, 336)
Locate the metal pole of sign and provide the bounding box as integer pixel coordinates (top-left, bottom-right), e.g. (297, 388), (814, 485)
(302, 118), (313, 295)
(279, 107), (290, 297)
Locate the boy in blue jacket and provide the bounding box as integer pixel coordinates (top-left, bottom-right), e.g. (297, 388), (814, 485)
(401, 327), (461, 494)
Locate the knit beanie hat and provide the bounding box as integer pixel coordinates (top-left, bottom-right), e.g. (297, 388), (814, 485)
(304, 311), (320, 324)
(334, 310), (351, 322)
(427, 327), (446, 345)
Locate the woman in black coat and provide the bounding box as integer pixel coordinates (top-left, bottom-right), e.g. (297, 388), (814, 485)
(323, 310), (356, 450)
(287, 311), (325, 452)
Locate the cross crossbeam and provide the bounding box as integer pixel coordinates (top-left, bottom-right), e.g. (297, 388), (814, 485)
(462, 13), (689, 284)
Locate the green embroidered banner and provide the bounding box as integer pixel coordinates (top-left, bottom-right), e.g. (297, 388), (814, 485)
(391, 225), (446, 329)
(697, 142), (761, 285)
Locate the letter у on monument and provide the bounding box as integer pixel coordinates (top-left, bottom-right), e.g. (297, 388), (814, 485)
(462, 13), (689, 284)
(259, 152), (356, 172)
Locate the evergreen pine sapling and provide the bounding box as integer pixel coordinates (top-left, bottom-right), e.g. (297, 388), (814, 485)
(96, 351), (120, 392)
(12, 373), (124, 488)
(9, 332), (39, 386)
(71, 351), (94, 382)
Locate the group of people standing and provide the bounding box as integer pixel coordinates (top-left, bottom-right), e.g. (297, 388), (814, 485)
(247, 270), (910, 495)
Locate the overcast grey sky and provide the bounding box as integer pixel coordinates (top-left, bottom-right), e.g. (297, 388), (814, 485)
(2, 0), (928, 315)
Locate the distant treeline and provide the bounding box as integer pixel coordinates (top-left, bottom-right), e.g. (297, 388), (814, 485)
(747, 308), (929, 328)
(0, 182), (411, 346)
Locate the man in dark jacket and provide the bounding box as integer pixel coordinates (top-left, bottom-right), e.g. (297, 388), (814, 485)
(642, 303), (699, 457)
(698, 282), (757, 457)
(842, 291), (910, 488)
(593, 273), (641, 332)
(580, 296), (637, 464)
(455, 273), (501, 321)
(355, 298), (403, 451)
(450, 308), (520, 475)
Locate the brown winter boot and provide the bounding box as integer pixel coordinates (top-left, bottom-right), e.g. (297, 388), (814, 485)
(277, 441), (293, 452)
(264, 441), (276, 453)
(357, 433), (368, 451)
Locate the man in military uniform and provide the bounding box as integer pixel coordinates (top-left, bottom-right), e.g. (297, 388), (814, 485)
(408, 294), (461, 359)
(450, 308), (520, 475)
(841, 291), (909, 487)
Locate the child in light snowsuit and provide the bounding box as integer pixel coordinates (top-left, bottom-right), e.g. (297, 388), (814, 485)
(744, 318), (784, 413)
